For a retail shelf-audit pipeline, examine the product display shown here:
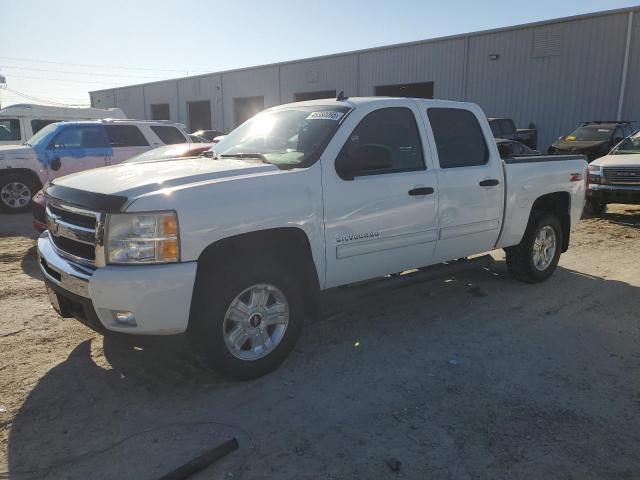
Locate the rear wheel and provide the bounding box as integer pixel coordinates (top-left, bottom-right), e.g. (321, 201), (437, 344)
(0, 173), (39, 213)
(189, 257), (304, 379)
(505, 212), (563, 283)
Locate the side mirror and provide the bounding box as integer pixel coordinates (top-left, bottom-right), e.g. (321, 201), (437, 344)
(336, 144), (392, 180)
(50, 158), (61, 171)
(558, 136), (565, 141)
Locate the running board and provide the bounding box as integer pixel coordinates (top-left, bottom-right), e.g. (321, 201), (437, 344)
(318, 255), (493, 319)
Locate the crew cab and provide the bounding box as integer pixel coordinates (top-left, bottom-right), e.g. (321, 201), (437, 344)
(37, 97), (587, 379)
(488, 117), (538, 149)
(586, 130), (640, 213)
(0, 119), (190, 212)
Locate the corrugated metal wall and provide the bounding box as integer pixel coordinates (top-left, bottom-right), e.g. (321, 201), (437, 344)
(91, 8), (639, 149)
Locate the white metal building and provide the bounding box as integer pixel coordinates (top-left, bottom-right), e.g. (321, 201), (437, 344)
(90, 6), (640, 149)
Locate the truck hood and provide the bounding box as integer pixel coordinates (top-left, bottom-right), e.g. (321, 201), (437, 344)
(50, 157), (280, 198)
(591, 153), (640, 167)
(0, 145), (37, 161)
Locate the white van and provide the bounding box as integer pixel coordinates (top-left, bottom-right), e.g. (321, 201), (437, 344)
(0, 104), (127, 146)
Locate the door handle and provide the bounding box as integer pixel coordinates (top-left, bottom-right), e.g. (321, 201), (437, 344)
(408, 187), (434, 196)
(479, 179), (499, 187)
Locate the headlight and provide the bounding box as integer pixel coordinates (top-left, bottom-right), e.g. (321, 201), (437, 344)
(106, 212), (180, 264)
(588, 165), (601, 173)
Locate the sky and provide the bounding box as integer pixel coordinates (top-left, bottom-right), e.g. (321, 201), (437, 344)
(0, 0), (637, 107)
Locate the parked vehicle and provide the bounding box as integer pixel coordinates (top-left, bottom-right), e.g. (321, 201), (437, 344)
(495, 138), (540, 157)
(37, 97), (587, 379)
(32, 142), (213, 233)
(192, 130), (225, 142)
(0, 104), (126, 146)
(488, 118), (538, 149)
(548, 121), (636, 162)
(586, 131), (640, 214)
(0, 119), (191, 212)
(189, 134), (209, 143)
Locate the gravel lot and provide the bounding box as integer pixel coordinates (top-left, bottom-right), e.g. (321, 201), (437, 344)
(1, 206), (639, 479)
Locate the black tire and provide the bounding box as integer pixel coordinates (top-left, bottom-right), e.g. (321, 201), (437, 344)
(504, 212), (563, 283)
(188, 256), (304, 380)
(585, 199), (607, 215)
(0, 172), (39, 213)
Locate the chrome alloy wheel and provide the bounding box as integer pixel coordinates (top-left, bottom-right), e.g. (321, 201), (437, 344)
(532, 225), (556, 271)
(222, 283), (289, 361)
(1, 182), (31, 209)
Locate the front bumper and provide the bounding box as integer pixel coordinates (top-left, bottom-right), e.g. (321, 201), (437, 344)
(588, 184), (640, 205)
(37, 233), (197, 335)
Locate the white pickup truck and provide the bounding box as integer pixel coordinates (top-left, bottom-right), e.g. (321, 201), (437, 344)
(37, 97), (587, 379)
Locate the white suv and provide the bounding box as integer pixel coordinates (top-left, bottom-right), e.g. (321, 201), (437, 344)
(0, 119), (191, 212)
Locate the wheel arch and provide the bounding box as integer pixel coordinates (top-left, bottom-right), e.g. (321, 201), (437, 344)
(0, 168), (43, 190)
(529, 191), (571, 252)
(194, 227), (321, 317)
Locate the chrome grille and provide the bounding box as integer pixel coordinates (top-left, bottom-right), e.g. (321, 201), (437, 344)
(602, 166), (640, 184)
(46, 201), (102, 267)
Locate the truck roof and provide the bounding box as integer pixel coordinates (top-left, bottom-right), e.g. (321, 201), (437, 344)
(0, 103), (126, 119)
(271, 96), (479, 110)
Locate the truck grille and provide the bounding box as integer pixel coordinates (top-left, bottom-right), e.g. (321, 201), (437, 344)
(46, 201), (101, 266)
(602, 167), (640, 184)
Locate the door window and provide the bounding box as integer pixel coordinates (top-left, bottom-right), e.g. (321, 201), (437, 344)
(49, 126), (108, 149)
(498, 119), (514, 134)
(338, 107), (424, 175)
(150, 125), (186, 145)
(104, 125), (149, 147)
(427, 108), (489, 168)
(0, 119), (21, 141)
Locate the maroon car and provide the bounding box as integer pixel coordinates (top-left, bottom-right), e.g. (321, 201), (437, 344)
(32, 142), (214, 233)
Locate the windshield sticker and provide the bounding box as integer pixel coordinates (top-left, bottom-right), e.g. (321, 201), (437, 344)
(597, 129), (610, 132)
(306, 111), (344, 121)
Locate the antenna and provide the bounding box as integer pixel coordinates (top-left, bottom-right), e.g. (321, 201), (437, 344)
(336, 91), (348, 101)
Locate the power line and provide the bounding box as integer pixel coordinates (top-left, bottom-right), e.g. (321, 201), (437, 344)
(2, 74), (126, 86)
(0, 55), (211, 74)
(1, 64), (168, 79)
(1, 86), (89, 107)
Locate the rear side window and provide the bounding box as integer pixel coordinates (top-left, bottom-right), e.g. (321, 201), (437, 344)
(499, 119), (514, 134)
(488, 120), (500, 137)
(151, 125), (186, 145)
(0, 119), (21, 141)
(339, 107), (424, 174)
(427, 108), (489, 168)
(104, 125), (149, 147)
(31, 119), (61, 135)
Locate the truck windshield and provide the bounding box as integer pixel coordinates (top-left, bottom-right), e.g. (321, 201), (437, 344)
(566, 126), (612, 141)
(611, 134), (640, 155)
(212, 106), (350, 167)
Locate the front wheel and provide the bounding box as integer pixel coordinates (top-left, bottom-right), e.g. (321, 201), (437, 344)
(189, 258), (304, 379)
(585, 199), (607, 215)
(0, 173), (39, 213)
(505, 212), (563, 283)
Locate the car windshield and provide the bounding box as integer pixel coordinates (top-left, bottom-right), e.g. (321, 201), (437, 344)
(25, 122), (59, 148)
(211, 106), (350, 167)
(611, 133), (640, 155)
(566, 126), (612, 142)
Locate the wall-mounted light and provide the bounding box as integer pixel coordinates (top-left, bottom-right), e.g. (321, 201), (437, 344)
(489, 54), (500, 60)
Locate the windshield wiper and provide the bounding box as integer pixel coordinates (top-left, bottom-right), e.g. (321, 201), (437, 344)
(219, 153), (271, 164)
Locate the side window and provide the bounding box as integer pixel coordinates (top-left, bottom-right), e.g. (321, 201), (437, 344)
(499, 119), (514, 134)
(338, 107), (424, 175)
(151, 125), (186, 145)
(31, 119), (61, 135)
(0, 119), (21, 141)
(427, 108), (489, 168)
(488, 120), (501, 137)
(104, 125), (149, 147)
(50, 126), (108, 149)
(613, 127), (624, 143)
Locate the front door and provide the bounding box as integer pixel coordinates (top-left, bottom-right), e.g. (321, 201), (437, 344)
(423, 107), (504, 262)
(45, 125), (109, 179)
(322, 102), (439, 288)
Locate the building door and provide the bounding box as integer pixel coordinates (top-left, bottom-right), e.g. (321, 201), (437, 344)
(187, 101), (212, 132)
(375, 82), (434, 99)
(234, 96), (264, 127)
(150, 103), (170, 120)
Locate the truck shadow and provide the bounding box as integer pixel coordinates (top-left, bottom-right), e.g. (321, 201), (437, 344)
(583, 205), (640, 228)
(6, 261), (640, 479)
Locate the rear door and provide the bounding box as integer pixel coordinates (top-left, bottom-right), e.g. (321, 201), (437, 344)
(321, 101), (439, 288)
(424, 106), (504, 262)
(45, 125), (109, 179)
(104, 125), (151, 165)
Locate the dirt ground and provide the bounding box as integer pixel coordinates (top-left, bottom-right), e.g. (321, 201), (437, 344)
(1, 206), (639, 480)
